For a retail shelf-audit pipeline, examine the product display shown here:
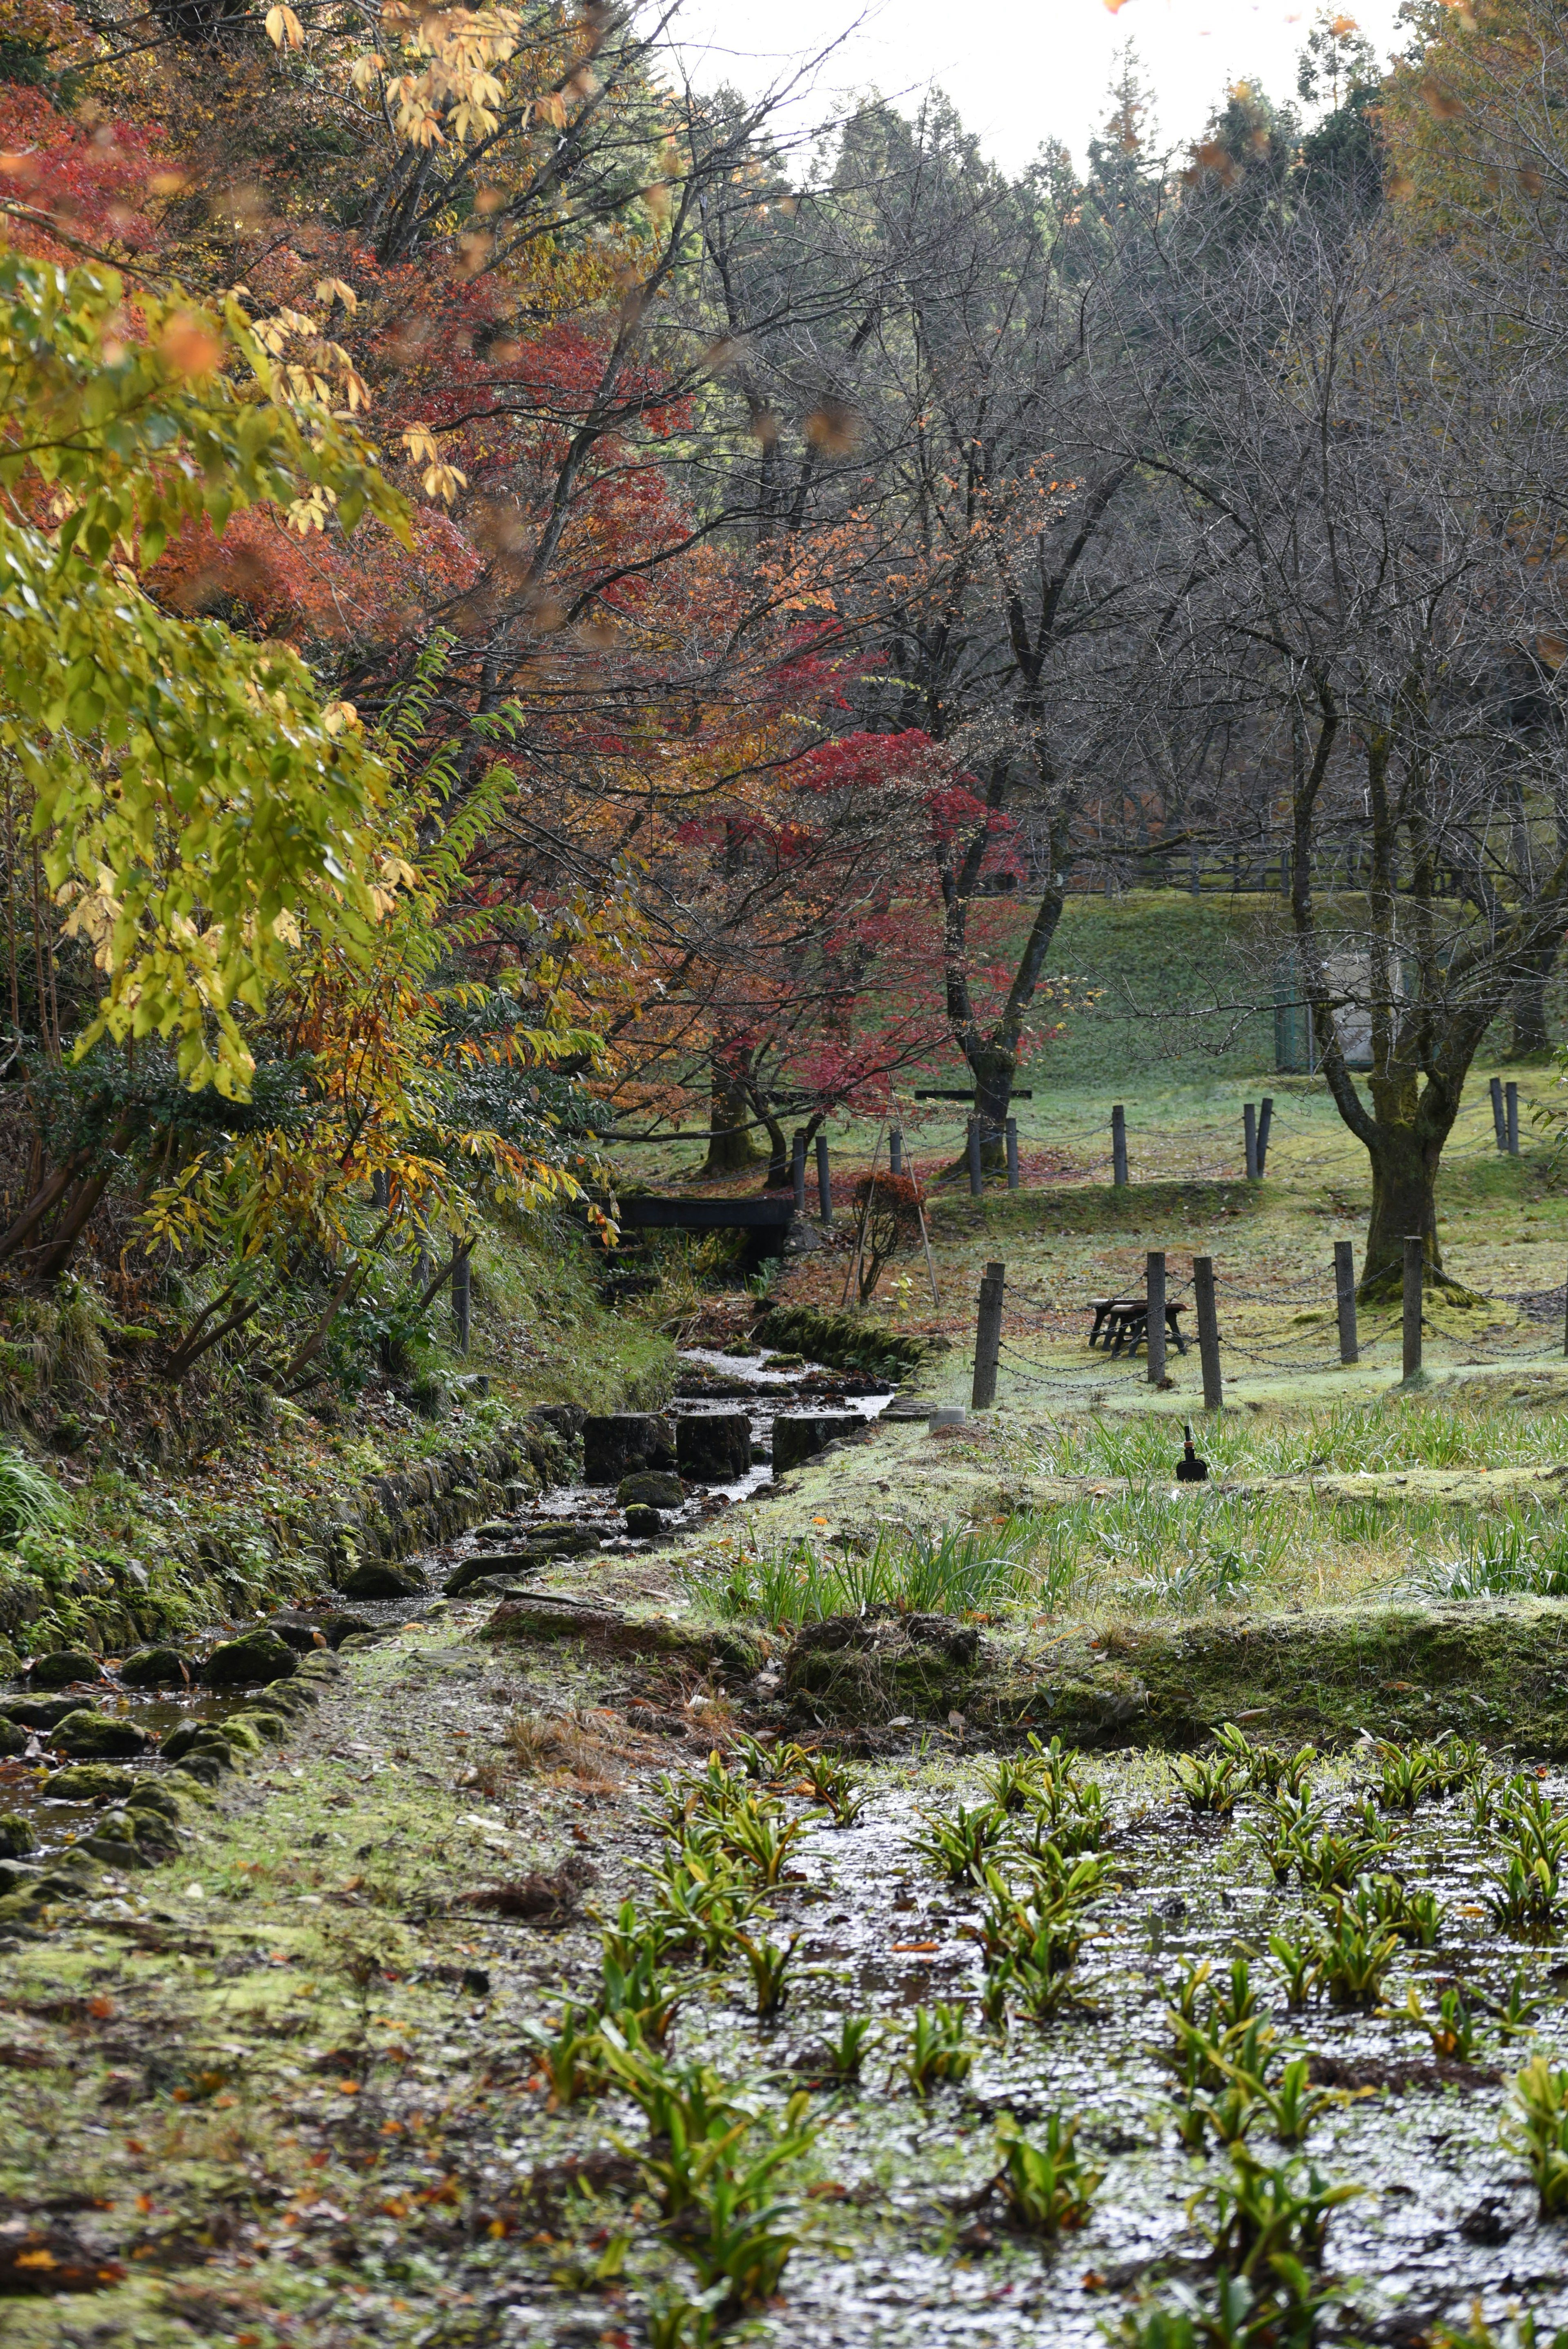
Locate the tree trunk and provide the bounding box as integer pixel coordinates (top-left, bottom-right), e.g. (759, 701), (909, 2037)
(1360, 1128), (1443, 1301)
(700, 1059), (762, 1175)
(966, 1042), (1018, 1171)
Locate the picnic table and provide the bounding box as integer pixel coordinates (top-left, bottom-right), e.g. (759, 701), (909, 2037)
(1087, 1296), (1189, 1358)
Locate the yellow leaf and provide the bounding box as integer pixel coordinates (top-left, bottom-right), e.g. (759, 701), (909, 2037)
(264, 4), (304, 47)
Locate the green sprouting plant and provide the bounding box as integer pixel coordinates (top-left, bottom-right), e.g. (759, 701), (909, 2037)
(735, 1931), (797, 2019)
(1314, 1899), (1400, 2010)
(1212, 1724), (1316, 1799)
(717, 1797), (807, 1888)
(1204, 2146), (1365, 2278)
(519, 2003), (606, 2107)
(991, 2110), (1104, 2234)
(1405, 1984), (1481, 2063)
(1294, 1828), (1379, 1895)
(729, 1732), (783, 1783)
(639, 1848), (762, 1963)
(1429, 2315), (1568, 2349)
(820, 2015), (875, 2079)
(789, 1749), (866, 1827)
(1268, 1928), (1322, 2010)
(1110, 2267), (1340, 2349)
(893, 2004), (973, 2097)
(598, 1898), (673, 1974)
(910, 1801), (1007, 1884)
(1174, 2071), (1264, 2153)
(1260, 2056), (1340, 2146)
(1343, 1793), (1400, 1854)
(1172, 1752), (1239, 1816)
(680, 2160), (808, 2318)
(599, 2037), (760, 2219)
(646, 2287), (723, 2349)
(1212, 1956), (1258, 2034)
(1504, 2055), (1568, 2215)
(1484, 1853), (1568, 1939)
(983, 1753), (1042, 1812)
(597, 1939), (680, 2045)
(1361, 1872), (1442, 1949)
(1167, 1957), (1214, 2031)
(1496, 1968), (1546, 2037)
(1374, 1739), (1445, 1814)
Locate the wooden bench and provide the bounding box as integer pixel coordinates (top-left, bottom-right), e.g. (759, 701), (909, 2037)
(1087, 1297), (1188, 1358)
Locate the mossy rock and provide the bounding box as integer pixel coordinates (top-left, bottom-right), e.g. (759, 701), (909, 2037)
(227, 1707), (288, 1744)
(0, 1861), (41, 1900)
(0, 1718), (26, 1760)
(118, 1646), (189, 1689)
(617, 1471), (684, 1510)
(200, 1629), (298, 1687)
(163, 1716), (265, 1763)
(783, 1613), (984, 1725)
(28, 1647), (103, 1690)
(158, 1767), (214, 1806)
(481, 1596), (762, 1676)
(46, 1764), (136, 1804)
(50, 1709), (151, 1759)
(754, 1302), (926, 1378)
(126, 1781), (185, 1823)
(0, 1812), (33, 1857)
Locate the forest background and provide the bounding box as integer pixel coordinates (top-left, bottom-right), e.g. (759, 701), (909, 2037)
(4, 0), (1568, 1493)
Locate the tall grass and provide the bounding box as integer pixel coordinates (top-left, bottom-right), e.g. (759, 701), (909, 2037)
(688, 1520), (1031, 1629)
(1035, 1396), (1568, 1482)
(0, 1447), (69, 1542)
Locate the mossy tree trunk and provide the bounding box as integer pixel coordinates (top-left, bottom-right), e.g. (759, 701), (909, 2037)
(701, 1056), (763, 1176)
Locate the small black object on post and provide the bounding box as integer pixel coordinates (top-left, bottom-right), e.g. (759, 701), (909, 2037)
(1176, 1424), (1208, 1483)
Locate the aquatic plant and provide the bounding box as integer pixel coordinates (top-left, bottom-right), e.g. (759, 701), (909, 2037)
(715, 1796), (807, 1888)
(893, 2004), (973, 2096)
(909, 1801), (1008, 1884)
(1496, 1969), (1546, 2037)
(1110, 2267), (1341, 2349)
(1267, 1928), (1323, 2010)
(519, 2003), (607, 2107)
(1505, 2056), (1568, 2215)
(1173, 1752), (1240, 1816)
(735, 1930), (797, 2019)
(991, 2110), (1103, 2234)
(1404, 1984), (1481, 2063)
(820, 2014), (875, 2078)
(646, 2288), (722, 2349)
(1205, 2146), (1365, 2277)
(1259, 2056), (1341, 2146)
(1359, 1873), (1442, 1949)
(639, 1848), (762, 1962)
(1314, 1900), (1400, 2010)
(787, 1749), (866, 1827)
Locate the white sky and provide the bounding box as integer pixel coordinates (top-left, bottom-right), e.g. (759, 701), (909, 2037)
(666, 0), (1410, 172)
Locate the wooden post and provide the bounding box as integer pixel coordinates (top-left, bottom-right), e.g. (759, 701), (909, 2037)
(1506, 1081), (1520, 1155)
(967, 1117), (984, 1197)
(1256, 1095), (1274, 1174)
(971, 1259), (1006, 1409)
(452, 1247), (471, 1355)
(815, 1136), (832, 1222)
(1334, 1239), (1359, 1366)
(1193, 1256), (1223, 1409)
(1111, 1103), (1129, 1187)
(1402, 1235), (1424, 1382)
(1490, 1077), (1507, 1150)
(1146, 1249), (1167, 1386)
(889, 1128), (903, 1178)
(792, 1134), (807, 1212)
(1005, 1119), (1020, 1189)
(1243, 1102), (1259, 1181)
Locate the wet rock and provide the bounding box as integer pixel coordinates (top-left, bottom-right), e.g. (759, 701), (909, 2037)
(446, 1553), (541, 1597)
(675, 1414), (752, 1482)
(126, 1781), (186, 1824)
(28, 1647), (103, 1690)
(83, 1811), (149, 1865)
(118, 1646), (189, 1689)
(0, 1812), (33, 1856)
(624, 1504), (664, 1538)
(200, 1629), (298, 1685)
(772, 1412), (864, 1473)
(529, 1402), (587, 1440)
(162, 1718), (260, 1765)
(316, 1613), (374, 1649)
(617, 1471), (685, 1510)
(172, 1745), (232, 1784)
(506, 1522), (602, 1557)
(0, 1718), (27, 1759)
(263, 1614), (332, 1654)
(50, 1709), (151, 1759)
(0, 1859), (40, 1897)
(255, 1678), (317, 1716)
(339, 1561), (426, 1600)
(783, 1612), (982, 1725)
(2, 1696), (89, 1732)
(582, 1413), (676, 1484)
(47, 1765), (135, 1803)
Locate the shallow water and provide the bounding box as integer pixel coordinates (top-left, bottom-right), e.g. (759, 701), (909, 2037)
(490, 1743), (1568, 2345)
